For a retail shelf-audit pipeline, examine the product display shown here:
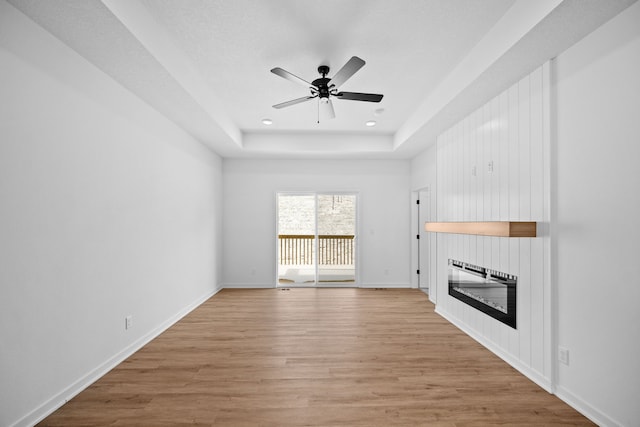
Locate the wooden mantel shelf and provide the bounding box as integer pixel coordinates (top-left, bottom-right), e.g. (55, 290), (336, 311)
(424, 221), (537, 237)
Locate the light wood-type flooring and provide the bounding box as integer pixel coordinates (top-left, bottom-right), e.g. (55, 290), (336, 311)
(40, 288), (593, 426)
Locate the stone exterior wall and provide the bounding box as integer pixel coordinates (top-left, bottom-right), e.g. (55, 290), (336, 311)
(278, 194), (355, 235)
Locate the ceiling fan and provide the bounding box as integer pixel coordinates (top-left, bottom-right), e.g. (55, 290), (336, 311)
(270, 56), (383, 121)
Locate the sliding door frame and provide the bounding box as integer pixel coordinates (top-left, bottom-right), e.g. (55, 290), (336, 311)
(275, 191), (360, 287)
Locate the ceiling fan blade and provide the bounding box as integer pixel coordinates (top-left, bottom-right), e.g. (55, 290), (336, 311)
(273, 95), (317, 109)
(335, 91), (384, 103)
(319, 98), (336, 120)
(329, 56), (365, 89)
(271, 67), (317, 89)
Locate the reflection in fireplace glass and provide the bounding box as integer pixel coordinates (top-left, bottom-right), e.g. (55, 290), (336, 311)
(448, 259), (517, 328)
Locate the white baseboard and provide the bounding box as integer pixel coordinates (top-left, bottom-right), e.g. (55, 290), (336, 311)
(223, 283), (414, 289)
(314, 283), (357, 288)
(223, 283), (275, 289)
(555, 385), (622, 427)
(17, 285), (621, 427)
(435, 306), (622, 426)
(427, 292), (436, 305)
(435, 306), (554, 393)
(359, 283), (412, 288)
(18, 285), (222, 427)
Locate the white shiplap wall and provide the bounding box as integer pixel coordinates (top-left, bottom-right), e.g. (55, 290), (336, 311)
(434, 63), (552, 390)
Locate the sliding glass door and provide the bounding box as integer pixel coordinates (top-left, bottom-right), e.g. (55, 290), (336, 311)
(277, 193), (356, 286)
(317, 194), (356, 283)
(277, 194), (317, 285)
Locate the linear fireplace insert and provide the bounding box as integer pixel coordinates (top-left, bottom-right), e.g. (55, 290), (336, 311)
(448, 259), (517, 329)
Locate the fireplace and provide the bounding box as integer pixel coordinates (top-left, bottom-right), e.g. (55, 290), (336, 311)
(448, 259), (517, 329)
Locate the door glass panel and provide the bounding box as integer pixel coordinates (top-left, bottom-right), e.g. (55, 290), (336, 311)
(277, 194), (316, 285)
(317, 194), (356, 283)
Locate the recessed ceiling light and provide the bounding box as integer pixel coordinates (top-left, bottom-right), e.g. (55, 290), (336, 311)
(365, 120), (377, 127)
(262, 118), (273, 125)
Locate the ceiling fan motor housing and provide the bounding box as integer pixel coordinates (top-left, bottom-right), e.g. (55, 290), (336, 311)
(312, 65), (333, 99)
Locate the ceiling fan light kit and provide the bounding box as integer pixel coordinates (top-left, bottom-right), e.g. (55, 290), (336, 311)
(271, 56), (384, 122)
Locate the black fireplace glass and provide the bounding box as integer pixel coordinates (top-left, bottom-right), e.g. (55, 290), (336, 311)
(448, 259), (517, 329)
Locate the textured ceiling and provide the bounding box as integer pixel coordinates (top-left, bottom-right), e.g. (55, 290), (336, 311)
(138, 0), (514, 133)
(7, 0), (638, 158)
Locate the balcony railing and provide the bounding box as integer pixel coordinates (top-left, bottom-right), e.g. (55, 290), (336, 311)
(279, 235), (354, 265)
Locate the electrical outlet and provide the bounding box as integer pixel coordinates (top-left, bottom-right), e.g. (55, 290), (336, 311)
(488, 160), (494, 173)
(125, 315), (133, 330)
(559, 347), (570, 365)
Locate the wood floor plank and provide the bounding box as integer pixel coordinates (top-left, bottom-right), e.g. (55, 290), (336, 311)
(39, 288), (593, 426)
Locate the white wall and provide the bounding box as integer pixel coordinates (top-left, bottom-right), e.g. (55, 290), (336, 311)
(425, 64), (553, 392)
(223, 159), (411, 288)
(0, 3), (223, 426)
(410, 144), (437, 192)
(411, 145), (438, 299)
(411, 3), (640, 425)
(554, 2), (640, 425)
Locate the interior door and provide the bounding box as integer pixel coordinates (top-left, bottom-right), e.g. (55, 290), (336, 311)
(418, 189), (431, 293)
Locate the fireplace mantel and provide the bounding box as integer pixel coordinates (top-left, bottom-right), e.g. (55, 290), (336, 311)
(424, 221), (537, 237)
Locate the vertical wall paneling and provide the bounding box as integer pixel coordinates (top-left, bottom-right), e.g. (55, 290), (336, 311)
(475, 110), (482, 268)
(530, 67), (545, 220)
(430, 148), (439, 304)
(482, 103), (492, 282)
(455, 123), (461, 221)
(457, 123), (464, 264)
(435, 64), (551, 390)
(490, 97), (499, 223)
(444, 129), (450, 220)
(499, 91), (510, 265)
(541, 62), (552, 381)
(518, 75), (532, 221)
(477, 105), (484, 222)
(508, 236), (521, 358)
(463, 117), (470, 223)
(530, 67), (545, 376)
(519, 236), (533, 367)
(436, 140), (443, 221)
(518, 75), (533, 368)
(462, 119), (469, 262)
(491, 97), (500, 274)
(469, 111), (477, 267)
(470, 109), (477, 222)
(499, 91), (511, 349)
(507, 82), (521, 358)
